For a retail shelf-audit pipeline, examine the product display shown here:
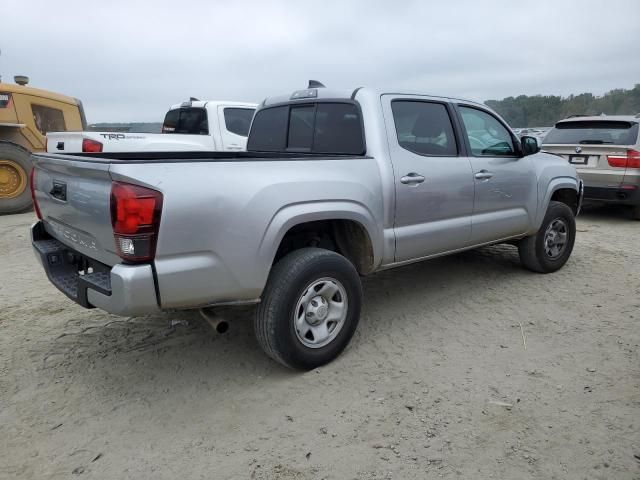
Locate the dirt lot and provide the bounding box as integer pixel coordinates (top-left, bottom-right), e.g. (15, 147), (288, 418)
(1, 208), (638, 480)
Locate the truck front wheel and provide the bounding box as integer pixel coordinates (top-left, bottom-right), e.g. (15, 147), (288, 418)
(0, 143), (33, 214)
(255, 248), (362, 370)
(518, 201), (576, 273)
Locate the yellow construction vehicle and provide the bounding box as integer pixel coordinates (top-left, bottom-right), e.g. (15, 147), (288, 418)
(0, 75), (86, 213)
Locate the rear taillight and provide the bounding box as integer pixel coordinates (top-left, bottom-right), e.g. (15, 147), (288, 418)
(110, 182), (163, 262)
(82, 138), (103, 153)
(607, 149), (640, 169)
(29, 168), (42, 219)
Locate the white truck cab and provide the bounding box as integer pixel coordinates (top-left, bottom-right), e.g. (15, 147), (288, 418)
(46, 100), (256, 153)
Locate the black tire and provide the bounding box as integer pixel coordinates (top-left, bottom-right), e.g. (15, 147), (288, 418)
(255, 248), (362, 370)
(0, 142), (33, 214)
(631, 204), (640, 221)
(518, 201), (576, 273)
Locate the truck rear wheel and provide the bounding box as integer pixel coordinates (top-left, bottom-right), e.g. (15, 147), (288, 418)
(518, 201), (576, 273)
(0, 143), (33, 214)
(255, 248), (362, 370)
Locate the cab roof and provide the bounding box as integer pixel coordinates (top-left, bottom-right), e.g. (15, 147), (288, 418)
(0, 82), (78, 106)
(261, 86), (484, 108)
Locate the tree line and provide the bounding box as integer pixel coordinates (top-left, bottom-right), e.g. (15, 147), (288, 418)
(485, 84), (640, 127)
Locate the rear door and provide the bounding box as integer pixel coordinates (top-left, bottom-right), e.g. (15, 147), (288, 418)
(382, 96), (474, 262)
(217, 106), (255, 151)
(456, 105), (536, 244)
(542, 120), (640, 190)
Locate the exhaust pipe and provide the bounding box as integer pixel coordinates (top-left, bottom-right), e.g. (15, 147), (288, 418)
(199, 308), (229, 334)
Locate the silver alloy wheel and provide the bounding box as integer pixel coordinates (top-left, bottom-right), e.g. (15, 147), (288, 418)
(294, 277), (348, 349)
(543, 218), (568, 259)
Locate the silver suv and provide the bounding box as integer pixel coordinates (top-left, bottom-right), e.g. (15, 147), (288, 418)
(542, 115), (640, 219)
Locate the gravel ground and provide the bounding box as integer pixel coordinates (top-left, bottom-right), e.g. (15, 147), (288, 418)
(0, 208), (638, 480)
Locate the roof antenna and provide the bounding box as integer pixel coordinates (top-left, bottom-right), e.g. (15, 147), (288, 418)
(308, 80), (325, 88)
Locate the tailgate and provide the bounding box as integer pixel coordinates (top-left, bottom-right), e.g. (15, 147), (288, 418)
(31, 153), (120, 266)
(46, 132), (86, 153)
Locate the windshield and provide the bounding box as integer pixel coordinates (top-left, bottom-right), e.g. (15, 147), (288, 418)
(543, 120), (639, 145)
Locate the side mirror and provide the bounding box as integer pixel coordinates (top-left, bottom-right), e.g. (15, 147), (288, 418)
(520, 135), (540, 156)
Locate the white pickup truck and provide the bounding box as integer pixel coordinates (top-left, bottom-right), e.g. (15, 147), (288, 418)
(46, 100), (256, 153)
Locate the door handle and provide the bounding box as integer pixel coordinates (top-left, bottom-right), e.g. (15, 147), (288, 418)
(400, 173), (426, 185)
(474, 170), (493, 180)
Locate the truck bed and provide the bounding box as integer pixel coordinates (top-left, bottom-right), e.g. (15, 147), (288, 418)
(30, 150), (382, 312)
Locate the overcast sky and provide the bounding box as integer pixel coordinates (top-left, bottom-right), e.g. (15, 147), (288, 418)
(2, 0), (639, 122)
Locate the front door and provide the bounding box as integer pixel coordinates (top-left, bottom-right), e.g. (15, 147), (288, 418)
(383, 96), (474, 262)
(456, 105), (536, 244)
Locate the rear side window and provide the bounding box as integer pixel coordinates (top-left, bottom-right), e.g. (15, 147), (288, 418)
(223, 108), (254, 137)
(248, 102), (365, 155)
(543, 121), (639, 145)
(31, 104), (66, 134)
(162, 107), (208, 135)
(459, 106), (516, 156)
(391, 101), (458, 156)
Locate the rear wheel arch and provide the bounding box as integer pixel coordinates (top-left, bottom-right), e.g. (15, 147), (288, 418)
(273, 218), (376, 275)
(261, 207), (379, 276)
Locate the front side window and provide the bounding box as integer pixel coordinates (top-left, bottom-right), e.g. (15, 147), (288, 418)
(162, 107), (208, 135)
(31, 104), (66, 134)
(248, 102), (364, 154)
(223, 108), (255, 137)
(459, 106), (516, 156)
(391, 101), (458, 156)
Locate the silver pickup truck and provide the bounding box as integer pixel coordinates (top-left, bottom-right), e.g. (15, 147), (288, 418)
(30, 84), (583, 369)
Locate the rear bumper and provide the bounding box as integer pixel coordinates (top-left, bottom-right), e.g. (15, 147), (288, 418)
(583, 184), (640, 206)
(31, 221), (160, 316)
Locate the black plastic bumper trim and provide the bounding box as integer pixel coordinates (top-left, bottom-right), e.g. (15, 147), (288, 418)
(32, 221), (112, 309)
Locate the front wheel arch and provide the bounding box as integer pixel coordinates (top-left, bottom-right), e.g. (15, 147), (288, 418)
(535, 178), (580, 229)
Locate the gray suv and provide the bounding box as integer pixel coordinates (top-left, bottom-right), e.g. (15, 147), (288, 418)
(542, 115), (640, 219)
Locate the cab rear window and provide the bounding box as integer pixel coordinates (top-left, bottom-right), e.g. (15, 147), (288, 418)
(248, 102), (365, 155)
(544, 121), (639, 145)
(162, 108), (209, 135)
